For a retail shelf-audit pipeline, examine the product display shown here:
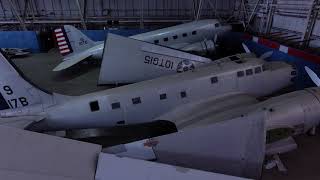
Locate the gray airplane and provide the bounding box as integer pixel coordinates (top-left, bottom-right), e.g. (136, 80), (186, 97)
(0, 50), (293, 131)
(53, 19), (231, 71)
(98, 34), (271, 84)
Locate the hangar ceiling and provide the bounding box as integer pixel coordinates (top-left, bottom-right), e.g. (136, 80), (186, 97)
(0, 0), (235, 30)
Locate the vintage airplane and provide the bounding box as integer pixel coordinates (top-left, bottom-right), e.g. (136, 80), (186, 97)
(53, 19), (231, 71)
(0, 48), (294, 131)
(98, 34), (272, 84)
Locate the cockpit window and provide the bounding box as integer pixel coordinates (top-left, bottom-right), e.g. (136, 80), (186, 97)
(255, 67), (262, 74)
(262, 65), (267, 71)
(192, 31), (197, 35)
(237, 71), (244, 77)
(246, 69), (253, 76)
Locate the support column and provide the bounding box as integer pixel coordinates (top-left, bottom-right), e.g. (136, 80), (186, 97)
(8, 0), (27, 30)
(301, 0), (320, 48)
(75, 0), (87, 30)
(265, 0), (276, 34)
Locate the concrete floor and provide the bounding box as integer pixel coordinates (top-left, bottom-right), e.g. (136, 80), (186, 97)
(12, 50), (110, 95)
(11, 52), (320, 180)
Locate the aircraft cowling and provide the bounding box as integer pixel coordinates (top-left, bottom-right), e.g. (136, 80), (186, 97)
(263, 88), (320, 134)
(181, 40), (216, 55)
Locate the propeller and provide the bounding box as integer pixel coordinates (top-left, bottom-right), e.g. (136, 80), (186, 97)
(242, 43), (251, 53)
(305, 66), (320, 87)
(260, 51), (273, 60)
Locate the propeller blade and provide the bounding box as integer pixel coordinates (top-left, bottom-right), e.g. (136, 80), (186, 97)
(305, 66), (320, 87)
(242, 43), (251, 53)
(260, 51), (273, 60)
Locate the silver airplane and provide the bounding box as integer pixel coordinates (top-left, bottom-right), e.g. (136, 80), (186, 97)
(0, 50), (293, 131)
(53, 19), (231, 71)
(98, 35), (272, 84)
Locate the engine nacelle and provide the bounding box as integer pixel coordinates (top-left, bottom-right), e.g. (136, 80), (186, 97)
(262, 88), (320, 134)
(181, 40), (216, 55)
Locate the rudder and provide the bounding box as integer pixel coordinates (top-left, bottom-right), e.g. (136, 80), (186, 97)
(54, 25), (95, 58)
(0, 52), (53, 110)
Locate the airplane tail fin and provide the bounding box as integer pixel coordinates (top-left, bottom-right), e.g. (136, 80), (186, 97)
(54, 25), (95, 58)
(0, 52), (53, 110)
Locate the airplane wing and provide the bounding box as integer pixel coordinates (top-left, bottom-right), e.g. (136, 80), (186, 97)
(0, 115), (46, 129)
(104, 104), (266, 179)
(154, 93), (259, 130)
(98, 33), (212, 84)
(53, 52), (92, 71)
(96, 153), (253, 180)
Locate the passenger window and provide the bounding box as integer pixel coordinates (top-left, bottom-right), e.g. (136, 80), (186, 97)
(246, 69), (253, 76)
(211, 76), (218, 84)
(160, 93), (167, 100)
(192, 31), (197, 35)
(154, 40), (159, 44)
(132, 97), (141, 104)
(163, 37), (168, 42)
(180, 91), (187, 98)
(255, 67), (262, 74)
(237, 71), (244, 77)
(173, 35), (178, 39)
(215, 23), (220, 27)
(111, 102), (121, 109)
(90, 101), (99, 112)
(182, 33), (187, 37)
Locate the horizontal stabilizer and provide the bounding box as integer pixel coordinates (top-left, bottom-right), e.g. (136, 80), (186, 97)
(98, 33), (212, 84)
(0, 115), (45, 129)
(53, 52), (92, 71)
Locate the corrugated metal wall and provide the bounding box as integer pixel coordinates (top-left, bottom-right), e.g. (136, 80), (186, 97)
(0, 0), (235, 30)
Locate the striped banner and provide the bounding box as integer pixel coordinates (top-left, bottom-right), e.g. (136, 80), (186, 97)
(54, 28), (73, 56)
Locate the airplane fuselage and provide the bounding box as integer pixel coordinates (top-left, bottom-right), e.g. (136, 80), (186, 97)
(43, 58), (294, 130)
(87, 19), (230, 60)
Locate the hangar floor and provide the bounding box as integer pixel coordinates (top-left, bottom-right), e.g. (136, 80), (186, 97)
(10, 52), (320, 180)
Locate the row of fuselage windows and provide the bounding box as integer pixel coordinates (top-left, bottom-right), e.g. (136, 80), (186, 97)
(154, 30), (197, 44)
(89, 66), (264, 112)
(89, 91), (187, 112)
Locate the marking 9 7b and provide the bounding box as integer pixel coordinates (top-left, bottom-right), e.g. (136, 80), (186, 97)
(2, 86), (29, 108)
